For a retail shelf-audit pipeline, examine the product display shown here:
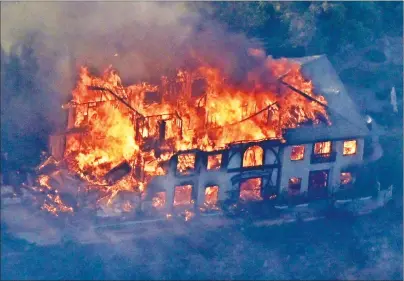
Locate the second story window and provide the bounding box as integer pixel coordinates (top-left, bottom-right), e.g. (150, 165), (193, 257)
(177, 153), (196, 175)
(311, 141), (335, 164)
(343, 140), (357, 156)
(207, 154), (222, 170)
(314, 141), (332, 155)
(290, 145), (305, 161)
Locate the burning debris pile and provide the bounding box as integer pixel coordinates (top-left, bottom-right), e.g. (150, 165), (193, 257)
(30, 48), (330, 218)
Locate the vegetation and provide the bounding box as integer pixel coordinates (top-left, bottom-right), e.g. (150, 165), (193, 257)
(196, 1), (403, 57)
(1, 40), (52, 167)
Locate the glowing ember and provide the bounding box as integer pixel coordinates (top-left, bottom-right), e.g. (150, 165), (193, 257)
(38, 175), (52, 191)
(152, 191), (166, 209)
(122, 201), (134, 213)
(184, 209), (195, 221)
(343, 140), (357, 155)
(177, 153), (196, 174)
(41, 194), (74, 216)
(240, 178), (263, 201)
(290, 145), (305, 161)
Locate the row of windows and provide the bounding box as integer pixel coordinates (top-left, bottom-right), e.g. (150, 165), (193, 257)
(152, 177), (268, 210)
(176, 139), (358, 175)
(152, 184), (221, 210)
(176, 145), (268, 175)
(288, 170), (354, 196)
(290, 140), (357, 161)
(152, 169), (355, 210)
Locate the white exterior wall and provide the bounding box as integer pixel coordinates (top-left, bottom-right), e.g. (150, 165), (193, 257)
(279, 138), (364, 194)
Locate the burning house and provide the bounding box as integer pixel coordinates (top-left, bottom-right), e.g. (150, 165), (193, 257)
(38, 53), (386, 219)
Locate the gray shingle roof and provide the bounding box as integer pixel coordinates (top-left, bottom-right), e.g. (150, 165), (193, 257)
(283, 55), (372, 144)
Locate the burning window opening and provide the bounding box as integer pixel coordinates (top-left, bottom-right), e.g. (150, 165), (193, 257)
(243, 146), (264, 167)
(314, 141), (332, 155)
(240, 178), (263, 202)
(343, 140), (357, 156)
(290, 145), (305, 161)
(312, 141), (335, 163)
(308, 170), (329, 199)
(204, 185), (219, 209)
(207, 154), (222, 170)
(177, 153), (196, 175)
(288, 177), (302, 196)
(152, 191), (166, 209)
(173, 185), (193, 207)
(340, 172), (354, 186)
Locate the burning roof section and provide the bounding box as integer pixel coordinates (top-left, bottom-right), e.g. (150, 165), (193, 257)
(284, 55), (370, 143)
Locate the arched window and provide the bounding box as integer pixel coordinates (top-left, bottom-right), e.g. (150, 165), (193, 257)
(243, 145), (264, 167)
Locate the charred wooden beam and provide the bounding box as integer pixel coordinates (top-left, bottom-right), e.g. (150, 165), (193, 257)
(87, 86), (144, 118)
(279, 80), (328, 109)
(104, 161), (132, 185)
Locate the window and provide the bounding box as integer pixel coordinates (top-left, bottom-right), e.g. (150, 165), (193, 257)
(240, 178), (263, 201)
(243, 145), (264, 167)
(288, 177), (302, 196)
(290, 145), (305, 161)
(207, 154), (222, 170)
(177, 153), (196, 174)
(152, 191), (166, 209)
(340, 172), (354, 186)
(314, 141), (332, 155)
(308, 170), (329, 199)
(173, 185), (193, 207)
(311, 141), (335, 164)
(204, 185), (219, 207)
(343, 140), (357, 155)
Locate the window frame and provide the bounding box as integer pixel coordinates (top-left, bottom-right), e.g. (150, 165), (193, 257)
(173, 184), (194, 207)
(242, 145), (264, 168)
(311, 141), (336, 164)
(207, 153), (223, 171)
(204, 185), (219, 206)
(239, 177), (263, 202)
(290, 145), (305, 161)
(342, 139), (358, 156)
(176, 153), (196, 175)
(312, 141), (333, 156)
